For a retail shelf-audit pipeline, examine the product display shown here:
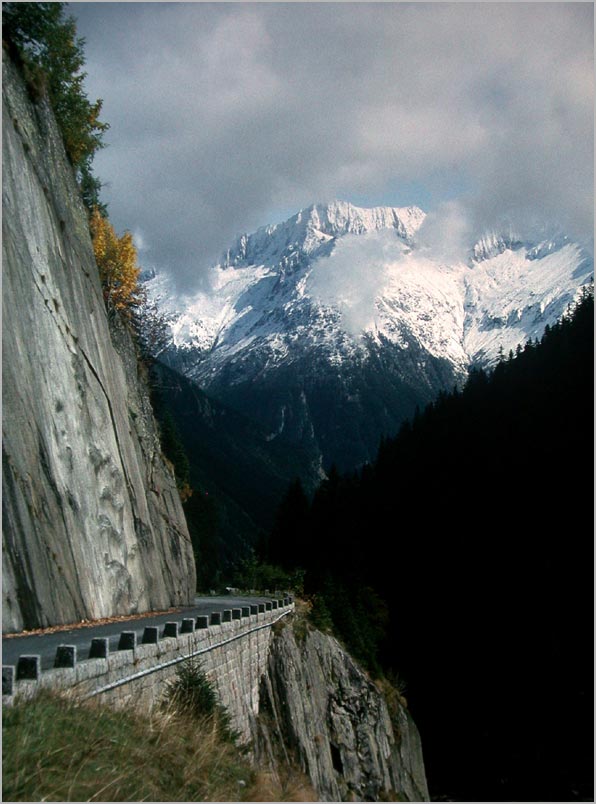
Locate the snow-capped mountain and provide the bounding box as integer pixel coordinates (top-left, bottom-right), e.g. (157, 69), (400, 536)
(145, 200), (593, 471)
(221, 201), (425, 268)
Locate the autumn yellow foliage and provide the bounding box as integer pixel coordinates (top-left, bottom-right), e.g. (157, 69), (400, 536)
(90, 207), (143, 314)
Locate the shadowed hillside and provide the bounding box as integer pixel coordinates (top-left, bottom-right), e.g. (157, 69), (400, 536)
(267, 288), (594, 801)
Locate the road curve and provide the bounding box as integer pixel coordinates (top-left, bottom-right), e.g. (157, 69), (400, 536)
(2, 596), (280, 672)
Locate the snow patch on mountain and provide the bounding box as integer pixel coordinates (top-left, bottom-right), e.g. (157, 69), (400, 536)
(463, 240), (590, 363)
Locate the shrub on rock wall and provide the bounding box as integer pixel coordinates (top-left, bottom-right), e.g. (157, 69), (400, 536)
(162, 658), (237, 742)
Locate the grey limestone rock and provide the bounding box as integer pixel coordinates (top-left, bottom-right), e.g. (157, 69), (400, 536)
(2, 52), (196, 632)
(254, 624), (429, 801)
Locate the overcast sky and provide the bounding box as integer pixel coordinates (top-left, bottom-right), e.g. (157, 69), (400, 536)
(71, 2), (594, 291)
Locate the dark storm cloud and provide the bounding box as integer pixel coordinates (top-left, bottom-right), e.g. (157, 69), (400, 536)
(72, 2), (594, 289)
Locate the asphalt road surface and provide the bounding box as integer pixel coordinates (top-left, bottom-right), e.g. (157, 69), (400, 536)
(2, 596), (280, 672)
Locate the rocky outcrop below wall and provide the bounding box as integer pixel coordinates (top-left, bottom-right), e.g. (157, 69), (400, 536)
(254, 623), (429, 802)
(2, 51), (196, 632)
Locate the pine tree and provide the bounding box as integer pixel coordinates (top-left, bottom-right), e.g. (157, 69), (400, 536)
(268, 478), (309, 569)
(131, 296), (174, 361)
(3, 2), (109, 210)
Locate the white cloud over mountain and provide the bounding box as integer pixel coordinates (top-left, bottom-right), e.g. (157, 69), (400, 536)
(74, 3), (593, 290)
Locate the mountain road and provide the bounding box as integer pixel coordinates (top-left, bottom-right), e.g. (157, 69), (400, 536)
(2, 596), (281, 672)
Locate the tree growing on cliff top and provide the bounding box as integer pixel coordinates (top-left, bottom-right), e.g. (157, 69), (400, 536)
(90, 208), (143, 316)
(3, 2), (108, 211)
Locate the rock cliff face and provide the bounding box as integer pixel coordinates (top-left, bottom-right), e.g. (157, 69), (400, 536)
(2, 52), (196, 633)
(254, 623), (429, 802)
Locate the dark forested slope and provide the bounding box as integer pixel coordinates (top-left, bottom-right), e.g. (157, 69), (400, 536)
(268, 289), (594, 801)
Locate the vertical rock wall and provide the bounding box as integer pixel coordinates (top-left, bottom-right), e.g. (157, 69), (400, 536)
(2, 51), (196, 632)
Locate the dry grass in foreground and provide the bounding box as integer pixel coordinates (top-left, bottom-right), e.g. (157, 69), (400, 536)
(2, 689), (315, 802)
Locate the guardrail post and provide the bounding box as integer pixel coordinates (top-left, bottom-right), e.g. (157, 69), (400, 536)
(163, 622), (179, 638)
(2, 666), (15, 695)
(118, 631), (137, 650)
(89, 638), (109, 659)
(16, 655), (40, 680)
(142, 626), (159, 644)
(54, 645), (76, 668)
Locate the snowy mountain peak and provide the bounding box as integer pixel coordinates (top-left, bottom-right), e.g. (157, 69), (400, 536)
(470, 223), (579, 265)
(302, 200), (425, 241)
(146, 201), (592, 374)
(221, 201), (426, 270)
(472, 231), (524, 263)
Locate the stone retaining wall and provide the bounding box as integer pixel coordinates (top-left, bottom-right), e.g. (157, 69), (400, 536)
(2, 598), (293, 743)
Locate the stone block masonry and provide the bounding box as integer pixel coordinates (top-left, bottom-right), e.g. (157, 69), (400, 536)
(2, 599), (294, 744)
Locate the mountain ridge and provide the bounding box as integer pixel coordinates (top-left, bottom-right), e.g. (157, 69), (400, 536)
(221, 200), (426, 271)
(143, 200), (592, 471)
